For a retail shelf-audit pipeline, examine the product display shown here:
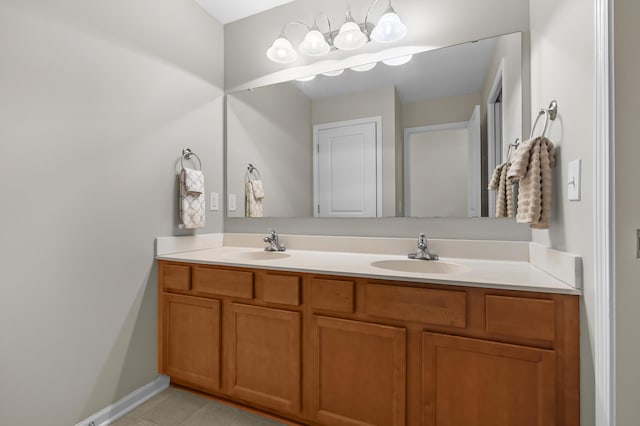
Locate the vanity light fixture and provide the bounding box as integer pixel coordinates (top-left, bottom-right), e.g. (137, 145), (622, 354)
(382, 54), (413, 66)
(266, 0), (407, 64)
(350, 62), (378, 72)
(322, 69), (345, 77)
(296, 75), (317, 82)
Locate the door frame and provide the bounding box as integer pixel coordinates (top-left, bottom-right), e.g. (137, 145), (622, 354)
(486, 59), (505, 218)
(403, 121), (470, 217)
(595, 0), (615, 424)
(313, 116), (383, 217)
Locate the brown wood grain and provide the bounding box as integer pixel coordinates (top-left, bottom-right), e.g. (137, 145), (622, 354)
(485, 295), (556, 344)
(227, 303), (301, 414)
(310, 278), (355, 313)
(162, 293), (221, 392)
(192, 266), (254, 299)
(310, 315), (406, 426)
(422, 332), (557, 426)
(262, 273), (301, 306)
(365, 283), (467, 328)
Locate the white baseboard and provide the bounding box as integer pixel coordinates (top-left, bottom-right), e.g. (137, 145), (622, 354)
(75, 375), (170, 426)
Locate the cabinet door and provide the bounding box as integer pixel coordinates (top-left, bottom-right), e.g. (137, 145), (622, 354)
(310, 316), (406, 426)
(422, 333), (556, 426)
(162, 294), (221, 392)
(227, 304), (301, 414)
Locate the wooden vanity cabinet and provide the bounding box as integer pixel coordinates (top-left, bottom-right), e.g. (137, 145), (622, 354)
(157, 260), (579, 426)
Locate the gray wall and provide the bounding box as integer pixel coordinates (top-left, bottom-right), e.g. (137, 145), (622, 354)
(529, 1), (596, 424)
(402, 92), (482, 129)
(614, 0), (640, 422)
(0, 0), (224, 424)
(227, 83), (312, 217)
(481, 32), (524, 159)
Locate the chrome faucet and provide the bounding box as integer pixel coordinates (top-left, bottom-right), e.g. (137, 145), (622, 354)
(264, 229), (286, 252)
(408, 233), (438, 261)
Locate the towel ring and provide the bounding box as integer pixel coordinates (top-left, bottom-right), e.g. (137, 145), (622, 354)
(506, 138), (521, 163)
(246, 163), (261, 181)
(529, 100), (558, 139)
(181, 148), (202, 170)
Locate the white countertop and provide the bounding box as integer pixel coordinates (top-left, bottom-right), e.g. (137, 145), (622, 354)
(156, 245), (581, 295)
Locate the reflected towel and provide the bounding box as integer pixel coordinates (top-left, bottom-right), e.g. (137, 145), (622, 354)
(488, 162), (514, 218)
(179, 168), (205, 229)
(507, 137), (556, 229)
(245, 180), (264, 217)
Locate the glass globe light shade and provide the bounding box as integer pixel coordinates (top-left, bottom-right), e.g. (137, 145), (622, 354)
(266, 37), (298, 63)
(382, 54), (413, 66)
(299, 29), (330, 56)
(333, 21), (367, 50)
(322, 69), (344, 77)
(350, 62), (377, 72)
(371, 12), (407, 43)
(296, 75), (317, 82)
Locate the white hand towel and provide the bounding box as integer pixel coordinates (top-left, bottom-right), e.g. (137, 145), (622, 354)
(245, 180), (264, 217)
(179, 168), (205, 228)
(183, 167), (204, 194)
(250, 180), (264, 200)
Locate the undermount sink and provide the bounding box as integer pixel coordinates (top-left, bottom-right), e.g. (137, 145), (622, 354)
(370, 259), (469, 274)
(224, 250), (290, 260)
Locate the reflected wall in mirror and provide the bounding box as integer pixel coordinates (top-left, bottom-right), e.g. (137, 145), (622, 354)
(226, 32), (524, 218)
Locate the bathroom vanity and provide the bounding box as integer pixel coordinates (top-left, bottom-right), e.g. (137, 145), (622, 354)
(156, 239), (579, 426)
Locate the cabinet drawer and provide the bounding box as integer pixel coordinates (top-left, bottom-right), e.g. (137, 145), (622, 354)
(485, 295), (556, 344)
(262, 273), (301, 306)
(365, 284), (466, 328)
(310, 278), (355, 313)
(160, 262), (191, 292)
(192, 266), (254, 299)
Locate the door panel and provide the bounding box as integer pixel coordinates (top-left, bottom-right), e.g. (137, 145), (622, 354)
(311, 315), (406, 426)
(422, 332), (556, 426)
(227, 304), (301, 414)
(316, 121), (378, 217)
(162, 294), (221, 392)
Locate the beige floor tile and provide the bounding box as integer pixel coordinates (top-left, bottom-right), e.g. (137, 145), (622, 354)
(110, 414), (159, 426)
(139, 388), (207, 426)
(129, 391), (171, 417)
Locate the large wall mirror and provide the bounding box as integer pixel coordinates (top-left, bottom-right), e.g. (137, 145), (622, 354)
(226, 32), (524, 219)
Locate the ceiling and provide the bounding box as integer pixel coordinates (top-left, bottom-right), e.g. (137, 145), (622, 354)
(293, 38), (497, 104)
(194, 0), (297, 24)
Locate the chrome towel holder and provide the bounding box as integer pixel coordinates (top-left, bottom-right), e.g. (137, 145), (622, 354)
(181, 148), (202, 170)
(530, 100), (558, 139)
(246, 163), (261, 181)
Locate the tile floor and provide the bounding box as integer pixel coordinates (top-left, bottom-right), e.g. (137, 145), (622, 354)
(111, 387), (286, 426)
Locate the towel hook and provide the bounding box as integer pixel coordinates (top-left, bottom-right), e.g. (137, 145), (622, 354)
(530, 100), (558, 139)
(507, 138), (520, 163)
(181, 148), (202, 170)
(246, 163), (261, 181)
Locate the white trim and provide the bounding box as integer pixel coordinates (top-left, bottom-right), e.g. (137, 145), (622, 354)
(529, 242), (583, 290)
(75, 375), (170, 426)
(403, 121), (469, 216)
(155, 233), (224, 256)
(487, 59), (505, 218)
(313, 117), (383, 218)
(595, 0), (615, 425)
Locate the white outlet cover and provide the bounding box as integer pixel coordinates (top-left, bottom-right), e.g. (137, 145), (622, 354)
(568, 159), (581, 201)
(209, 192), (219, 211)
(228, 193), (237, 211)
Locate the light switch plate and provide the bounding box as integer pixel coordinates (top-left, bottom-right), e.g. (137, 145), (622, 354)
(209, 192), (219, 211)
(228, 193), (236, 212)
(568, 159), (581, 201)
